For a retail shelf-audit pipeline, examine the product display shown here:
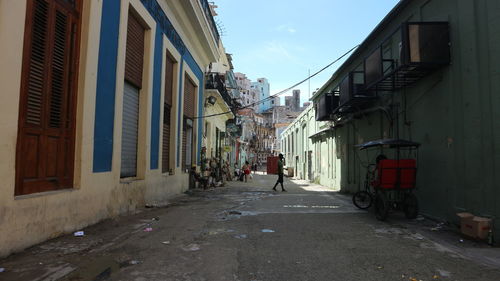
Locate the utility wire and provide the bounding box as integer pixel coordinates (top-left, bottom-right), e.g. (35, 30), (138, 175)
(194, 44), (360, 119)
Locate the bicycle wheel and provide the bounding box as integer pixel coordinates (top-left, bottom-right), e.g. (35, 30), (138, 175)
(375, 192), (390, 221)
(352, 191), (373, 209)
(403, 193), (419, 219)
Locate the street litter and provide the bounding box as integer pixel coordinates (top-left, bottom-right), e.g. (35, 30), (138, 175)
(431, 222), (445, 231)
(234, 234), (248, 239)
(433, 275), (440, 279)
(144, 227), (153, 232)
(73, 231), (84, 237)
(162, 241), (171, 245)
(152, 217), (160, 221)
(229, 210), (242, 215)
(0, 268), (5, 273)
(129, 260), (141, 265)
(459, 239), (464, 243)
(261, 229), (275, 233)
(182, 244), (201, 251)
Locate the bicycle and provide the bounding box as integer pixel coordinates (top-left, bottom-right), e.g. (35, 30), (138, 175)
(352, 164), (376, 209)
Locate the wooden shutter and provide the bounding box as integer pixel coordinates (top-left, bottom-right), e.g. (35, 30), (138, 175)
(16, 0), (81, 195)
(182, 76), (196, 170)
(162, 55), (174, 173)
(124, 11), (145, 89)
(183, 75), (196, 118)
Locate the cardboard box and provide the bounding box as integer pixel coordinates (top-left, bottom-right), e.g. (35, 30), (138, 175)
(473, 216), (492, 240)
(457, 212), (475, 238)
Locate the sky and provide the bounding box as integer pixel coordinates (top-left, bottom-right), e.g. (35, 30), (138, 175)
(214, 0), (400, 106)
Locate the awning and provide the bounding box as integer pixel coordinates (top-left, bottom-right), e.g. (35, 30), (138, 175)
(356, 138), (420, 150)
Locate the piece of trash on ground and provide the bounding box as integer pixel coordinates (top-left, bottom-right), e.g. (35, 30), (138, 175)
(129, 260), (141, 265)
(162, 241), (170, 245)
(229, 210), (242, 215)
(152, 217), (159, 221)
(183, 244), (200, 251)
(144, 227), (153, 232)
(433, 275), (440, 279)
(459, 239), (464, 243)
(0, 268), (5, 273)
(73, 231), (84, 237)
(235, 234), (248, 239)
(431, 222), (445, 231)
(261, 229), (275, 233)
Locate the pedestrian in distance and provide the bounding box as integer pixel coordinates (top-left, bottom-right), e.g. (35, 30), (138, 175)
(242, 161), (251, 182)
(272, 153), (286, 192)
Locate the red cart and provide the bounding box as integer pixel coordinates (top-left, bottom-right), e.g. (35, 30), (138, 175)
(352, 139), (420, 221)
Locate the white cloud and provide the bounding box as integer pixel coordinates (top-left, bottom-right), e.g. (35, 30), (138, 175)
(275, 24), (297, 34)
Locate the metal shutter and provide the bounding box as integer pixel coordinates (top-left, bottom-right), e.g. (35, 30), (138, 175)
(16, 0), (81, 195)
(162, 105), (171, 173)
(121, 82), (139, 178)
(182, 118), (193, 170)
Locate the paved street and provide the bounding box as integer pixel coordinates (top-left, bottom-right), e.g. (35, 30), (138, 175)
(1, 174), (500, 281)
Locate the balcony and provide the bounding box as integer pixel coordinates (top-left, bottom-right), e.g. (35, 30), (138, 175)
(334, 71), (377, 116)
(205, 72), (236, 112)
(365, 22), (450, 91)
(199, 0), (220, 44)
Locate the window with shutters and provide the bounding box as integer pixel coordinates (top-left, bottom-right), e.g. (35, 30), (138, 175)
(15, 0), (82, 195)
(182, 75), (196, 171)
(121, 10), (145, 178)
(162, 53), (175, 174)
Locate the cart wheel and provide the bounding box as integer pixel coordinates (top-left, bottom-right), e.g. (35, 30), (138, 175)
(375, 192), (389, 221)
(404, 193), (419, 219)
(353, 191), (373, 209)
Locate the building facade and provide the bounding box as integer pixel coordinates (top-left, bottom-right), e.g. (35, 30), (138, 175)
(252, 78), (271, 113)
(281, 0), (500, 241)
(0, 0), (234, 257)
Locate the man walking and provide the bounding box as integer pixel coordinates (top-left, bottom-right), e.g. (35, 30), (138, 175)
(272, 153), (286, 192)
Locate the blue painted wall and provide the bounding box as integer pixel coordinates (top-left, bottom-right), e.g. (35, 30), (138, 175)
(93, 0), (121, 172)
(150, 28), (163, 170)
(141, 0), (204, 168)
(92, 0), (206, 172)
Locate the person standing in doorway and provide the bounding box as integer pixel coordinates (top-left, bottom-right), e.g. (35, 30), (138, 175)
(272, 153), (286, 192)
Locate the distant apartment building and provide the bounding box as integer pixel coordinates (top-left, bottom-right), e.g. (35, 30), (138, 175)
(284, 89), (301, 112)
(292, 89), (301, 111)
(252, 78), (271, 113)
(235, 72), (258, 111)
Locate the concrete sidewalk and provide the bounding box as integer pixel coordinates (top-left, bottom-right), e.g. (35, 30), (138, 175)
(0, 174), (499, 281)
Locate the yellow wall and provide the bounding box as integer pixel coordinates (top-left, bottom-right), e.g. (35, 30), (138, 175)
(0, 0), (216, 257)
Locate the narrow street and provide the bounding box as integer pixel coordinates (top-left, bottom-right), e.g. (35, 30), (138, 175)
(1, 174), (499, 281)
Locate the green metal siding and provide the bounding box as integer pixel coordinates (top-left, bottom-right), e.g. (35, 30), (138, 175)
(282, 0), (500, 241)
